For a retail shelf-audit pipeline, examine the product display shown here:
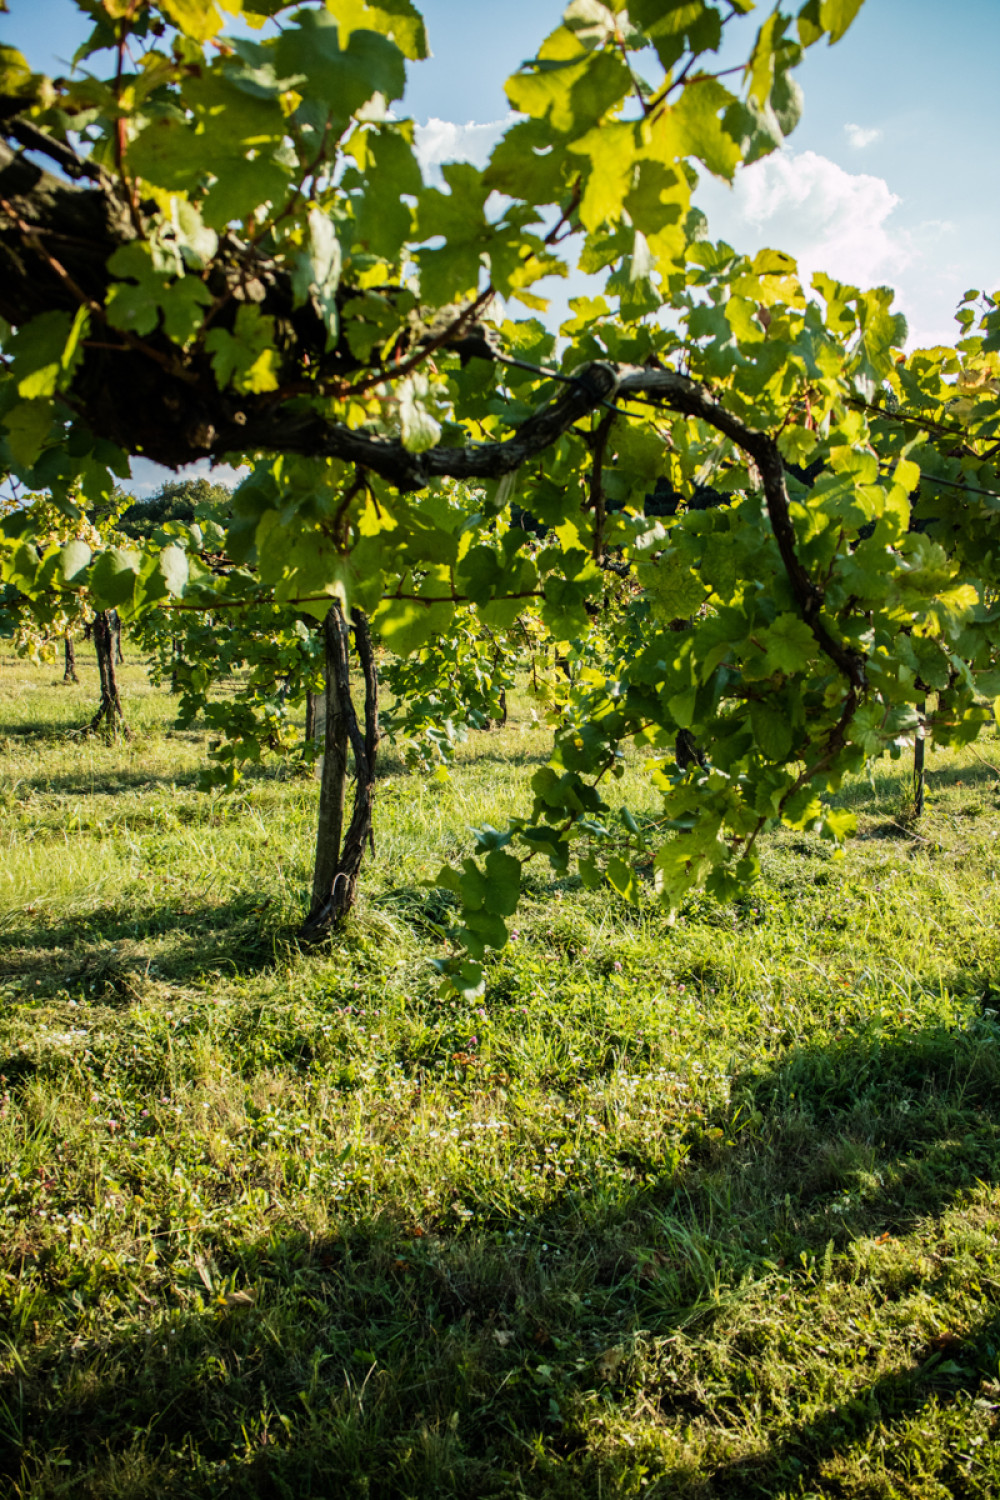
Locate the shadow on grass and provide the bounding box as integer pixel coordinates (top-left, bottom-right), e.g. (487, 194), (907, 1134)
(0, 718), (102, 743)
(927, 756), (1000, 790)
(16, 756), (312, 799)
(2, 1006), (1000, 1497)
(16, 766), (206, 796)
(450, 742), (553, 772)
(707, 1312), (1000, 1498)
(0, 893), (293, 994)
(832, 758), (1000, 811)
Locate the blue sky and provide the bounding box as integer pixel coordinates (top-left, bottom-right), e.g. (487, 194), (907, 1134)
(4, 0), (999, 493)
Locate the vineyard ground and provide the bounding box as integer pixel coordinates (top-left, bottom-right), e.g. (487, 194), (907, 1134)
(2, 650), (1000, 1498)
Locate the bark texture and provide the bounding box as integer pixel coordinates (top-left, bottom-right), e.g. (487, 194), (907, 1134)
(307, 605), (351, 923)
(331, 608), (379, 920)
(62, 633), (78, 684)
(89, 609), (129, 735)
(299, 606), (379, 941)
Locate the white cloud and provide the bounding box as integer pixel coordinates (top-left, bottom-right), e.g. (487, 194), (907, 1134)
(693, 149), (972, 346)
(726, 149), (908, 289)
(844, 122), (882, 149)
(127, 457), (247, 498)
(414, 116), (512, 180)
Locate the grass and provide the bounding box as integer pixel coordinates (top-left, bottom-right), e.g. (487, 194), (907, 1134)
(2, 646), (1000, 1498)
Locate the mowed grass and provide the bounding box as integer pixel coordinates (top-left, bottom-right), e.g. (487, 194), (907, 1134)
(2, 646), (1000, 1499)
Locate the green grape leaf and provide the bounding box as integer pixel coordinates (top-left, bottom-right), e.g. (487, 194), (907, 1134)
(416, 164), (491, 306)
(2, 399), (54, 468)
(759, 613), (815, 674)
(673, 76), (742, 181)
(846, 701), (887, 756)
(291, 209), (342, 344)
(9, 308), (89, 400)
(397, 375), (442, 453)
(483, 849), (521, 916)
(820, 807), (857, 843)
(90, 547), (143, 608)
(606, 855), (640, 903)
(505, 47), (628, 133)
(370, 596), (454, 654)
(353, 128), (421, 261)
(568, 122), (636, 231)
(59, 539), (92, 586)
(777, 424), (818, 465)
(485, 118), (573, 204)
(436, 958), (486, 1001)
(912, 638), (950, 691)
(159, 276), (214, 345)
(107, 243), (215, 345)
(275, 11), (406, 131)
(749, 700), (794, 760)
(624, 157), (689, 266)
(819, 0), (865, 44)
(630, 0), (723, 71)
(105, 277), (160, 337)
(326, 0), (429, 59)
(128, 111), (210, 194)
(157, 545), (190, 598)
(852, 286), (908, 394)
(0, 44), (36, 101)
(653, 820), (727, 910)
(458, 858), (489, 914)
(456, 545), (504, 604)
(745, 10), (784, 109)
(894, 457), (920, 493)
(160, 0), (227, 42)
(771, 66), (804, 137)
(133, 543), (191, 613)
(699, 533), (738, 599)
(204, 305), (281, 393)
(202, 156), (291, 231)
(637, 550), (708, 618)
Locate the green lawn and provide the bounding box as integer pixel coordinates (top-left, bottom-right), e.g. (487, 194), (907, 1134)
(2, 647), (1000, 1498)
